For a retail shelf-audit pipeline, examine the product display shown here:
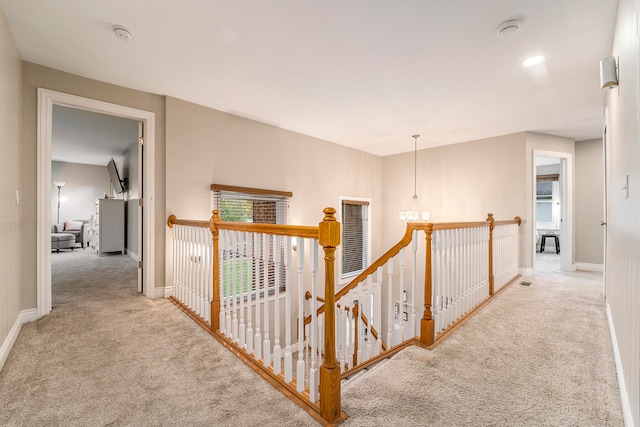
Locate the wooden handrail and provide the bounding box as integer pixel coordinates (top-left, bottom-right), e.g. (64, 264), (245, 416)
(213, 217), (319, 239)
(167, 215), (209, 228)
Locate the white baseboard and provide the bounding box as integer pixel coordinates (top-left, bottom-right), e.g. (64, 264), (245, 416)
(0, 308), (41, 372)
(0, 315), (22, 372)
(163, 286), (173, 298)
(21, 308), (38, 324)
(126, 250), (139, 262)
(151, 286), (172, 299)
(574, 262), (604, 272)
(606, 303), (634, 427)
(519, 267), (533, 276)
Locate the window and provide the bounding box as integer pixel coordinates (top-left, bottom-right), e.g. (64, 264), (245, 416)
(536, 174), (560, 229)
(211, 184), (291, 224)
(211, 184), (292, 297)
(340, 199), (370, 279)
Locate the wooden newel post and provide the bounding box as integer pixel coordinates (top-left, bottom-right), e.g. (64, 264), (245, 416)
(486, 213), (495, 296)
(318, 207), (342, 423)
(211, 210), (222, 332)
(420, 224), (435, 346)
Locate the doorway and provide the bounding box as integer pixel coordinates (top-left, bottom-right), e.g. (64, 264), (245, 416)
(37, 89), (156, 318)
(532, 150), (574, 274)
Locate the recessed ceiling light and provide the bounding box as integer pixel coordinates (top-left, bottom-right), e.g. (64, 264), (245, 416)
(522, 55), (545, 67)
(113, 25), (133, 42)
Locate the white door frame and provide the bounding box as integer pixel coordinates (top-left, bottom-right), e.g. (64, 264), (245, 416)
(37, 88), (157, 317)
(532, 149), (574, 273)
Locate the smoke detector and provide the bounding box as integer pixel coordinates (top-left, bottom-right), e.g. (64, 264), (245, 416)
(496, 19), (521, 38)
(113, 26), (133, 42)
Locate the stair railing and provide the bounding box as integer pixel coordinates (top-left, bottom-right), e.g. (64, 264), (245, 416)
(306, 214), (522, 378)
(167, 210), (520, 424)
(168, 208), (344, 425)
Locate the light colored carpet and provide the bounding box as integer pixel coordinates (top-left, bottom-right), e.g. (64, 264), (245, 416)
(0, 250), (623, 426)
(0, 250), (317, 426)
(341, 252), (623, 426)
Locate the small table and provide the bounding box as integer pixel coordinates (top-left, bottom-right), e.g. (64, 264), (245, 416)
(540, 234), (560, 254)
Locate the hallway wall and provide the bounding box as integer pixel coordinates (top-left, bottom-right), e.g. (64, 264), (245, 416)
(604, 0), (640, 423)
(0, 6), (23, 370)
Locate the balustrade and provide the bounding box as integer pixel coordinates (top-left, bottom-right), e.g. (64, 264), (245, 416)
(167, 210), (520, 425)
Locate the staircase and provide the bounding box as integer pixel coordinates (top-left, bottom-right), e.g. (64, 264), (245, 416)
(167, 209), (521, 425)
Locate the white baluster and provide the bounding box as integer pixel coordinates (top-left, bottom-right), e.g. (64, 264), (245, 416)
(205, 228), (212, 324)
(272, 235), (281, 375)
(376, 269), (383, 354)
(357, 282), (363, 364)
(225, 230), (232, 338)
(284, 236), (293, 383)
(245, 233), (254, 355)
(263, 235), (271, 368)
(411, 229), (418, 337)
(398, 247), (406, 341)
(232, 231), (240, 342)
(218, 230), (227, 334)
(309, 240), (319, 403)
(386, 257), (394, 347)
(254, 233), (262, 361)
(238, 231), (246, 348)
(296, 238), (306, 392)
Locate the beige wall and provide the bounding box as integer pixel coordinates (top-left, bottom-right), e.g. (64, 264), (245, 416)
(165, 96), (383, 285)
(381, 133), (528, 263)
(21, 62), (166, 308)
(575, 139), (604, 265)
(0, 7), (22, 369)
(51, 161), (110, 224)
(605, 0), (640, 424)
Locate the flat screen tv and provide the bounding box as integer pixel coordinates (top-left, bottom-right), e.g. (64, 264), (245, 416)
(107, 158), (126, 194)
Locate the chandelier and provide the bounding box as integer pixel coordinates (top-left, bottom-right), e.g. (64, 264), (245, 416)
(399, 135), (430, 223)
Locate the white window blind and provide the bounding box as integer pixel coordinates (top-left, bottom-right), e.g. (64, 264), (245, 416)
(211, 185), (292, 296)
(211, 184), (291, 224)
(341, 200), (369, 278)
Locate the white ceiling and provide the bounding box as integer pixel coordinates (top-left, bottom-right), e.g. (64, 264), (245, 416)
(52, 105), (139, 166)
(1, 0), (617, 156)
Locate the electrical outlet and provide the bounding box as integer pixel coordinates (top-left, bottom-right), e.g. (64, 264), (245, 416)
(393, 302), (399, 315)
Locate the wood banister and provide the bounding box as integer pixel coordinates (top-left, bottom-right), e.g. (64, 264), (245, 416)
(487, 213), (495, 296)
(420, 223), (435, 347)
(167, 215), (210, 229)
(318, 207), (342, 424)
(210, 210), (222, 332)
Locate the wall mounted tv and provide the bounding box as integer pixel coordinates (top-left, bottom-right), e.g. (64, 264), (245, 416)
(107, 158), (127, 194)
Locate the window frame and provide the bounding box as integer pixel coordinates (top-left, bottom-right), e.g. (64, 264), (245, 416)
(535, 175), (560, 230)
(339, 196), (371, 283)
(211, 184), (292, 299)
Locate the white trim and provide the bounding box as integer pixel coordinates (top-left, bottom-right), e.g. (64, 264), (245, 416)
(151, 286), (171, 299)
(338, 196), (372, 286)
(127, 250), (139, 262)
(532, 150), (574, 273)
(37, 89), (158, 320)
(519, 267), (534, 276)
(21, 309), (39, 324)
(0, 315), (22, 372)
(606, 304), (634, 427)
(574, 262), (604, 272)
